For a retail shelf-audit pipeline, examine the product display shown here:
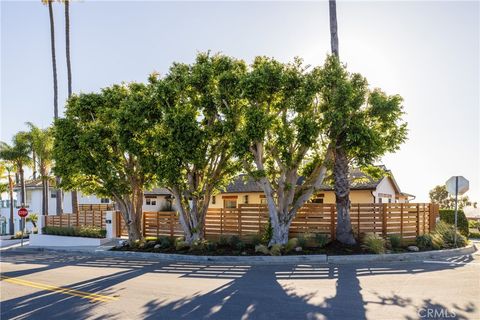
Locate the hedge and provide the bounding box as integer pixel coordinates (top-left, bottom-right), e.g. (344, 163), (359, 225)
(42, 226), (107, 238)
(439, 209), (469, 236)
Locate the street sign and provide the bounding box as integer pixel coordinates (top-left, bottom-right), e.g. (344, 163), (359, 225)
(446, 176), (469, 195)
(445, 176), (469, 247)
(17, 207), (28, 218)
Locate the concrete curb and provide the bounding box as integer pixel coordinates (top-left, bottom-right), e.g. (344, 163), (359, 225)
(328, 243), (477, 264)
(7, 243), (476, 265)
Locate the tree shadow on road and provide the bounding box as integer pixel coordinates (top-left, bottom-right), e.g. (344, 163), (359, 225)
(0, 251), (477, 320)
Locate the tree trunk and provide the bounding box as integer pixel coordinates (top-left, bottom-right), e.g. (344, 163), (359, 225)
(329, 0), (339, 57)
(48, 0), (58, 119)
(269, 217), (291, 246)
(8, 174), (14, 235)
(65, 0), (78, 215)
(334, 148), (356, 245)
(19, 167), (26, 207)
(55, 177), (63, 215)
(114, 189), (144, 244)
(41, 177), (48, 215)
(32, 151), (37, 180)
(65, 0), (72, 98)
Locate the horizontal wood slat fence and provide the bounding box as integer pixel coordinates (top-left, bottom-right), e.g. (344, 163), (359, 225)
(116, 203), (438, 242)
(44, 204), (114, 229)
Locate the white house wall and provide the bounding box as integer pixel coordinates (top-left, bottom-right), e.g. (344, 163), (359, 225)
(372, 177), (403, 203)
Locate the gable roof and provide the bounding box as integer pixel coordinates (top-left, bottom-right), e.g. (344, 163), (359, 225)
(222, 174), (263, 193)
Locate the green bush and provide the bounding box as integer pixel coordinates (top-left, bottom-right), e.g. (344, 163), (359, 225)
(190, 239), (209, 251)
(468, 220), (480, 229)
(270, 244), (282, 256)
(218, 236), (228, 246)
(175, 240), (190, 251)
(228, 235), (241, 248)
(206, 241), (218, 251)
(297, 235), (307, 248)
(157, 236), (172, 248)
(255, 244), (269, 255)
(388, 234), (402, 249)
(439, 209), (469, 237)
(261, 219), (273, 245)
(42, 226), (106, 238)
(433, 221), (467, 248)
(362, 234), (386, 254)
(469, 231), (480, 239)
(416, 234), (433, 250)
(314, 234), (330, 248)
(251, 234), (262, 246)
(285, 238), (299, 252)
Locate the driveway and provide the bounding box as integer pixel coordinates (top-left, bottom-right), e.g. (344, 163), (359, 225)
(0, 249), (479, 320)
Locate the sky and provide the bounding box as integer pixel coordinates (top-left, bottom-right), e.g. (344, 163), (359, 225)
(1, 0), (479, 202)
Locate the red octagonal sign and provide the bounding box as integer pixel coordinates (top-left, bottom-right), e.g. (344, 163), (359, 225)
(18, 207), (28, 218)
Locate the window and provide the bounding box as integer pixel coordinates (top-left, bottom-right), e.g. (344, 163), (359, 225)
(212, 196), (216, 204)
(224, 199), (237, 208)
(100, 198), (110, 204)
(388, 198), (392, 203)
(260, 198), (267, 205)
(51, 190), (57, 198)
(312, 198), (324, 204)
(244, 195), (249, 204)
(145, 196), (157, 206)
(379, 198), (383, 203)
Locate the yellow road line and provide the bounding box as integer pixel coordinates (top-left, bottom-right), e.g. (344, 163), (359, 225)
(0, 275), (118, 302)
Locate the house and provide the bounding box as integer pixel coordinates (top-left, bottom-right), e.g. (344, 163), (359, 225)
(208, 168), (414, 209)
(143, 188), (175, 212)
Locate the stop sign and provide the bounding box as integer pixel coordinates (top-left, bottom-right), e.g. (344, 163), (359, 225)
(18, 207), (28, 218)
(446, 176), (469, 196)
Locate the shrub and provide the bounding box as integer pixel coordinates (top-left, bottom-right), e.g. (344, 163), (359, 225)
(388, 234), (402, 249)
(297, 235), (307, 248)
(469, 232), (480, 239)
(206, 241), (218, 252)
(433, 221), (467, 248)
(235, 240), (246, 251)
(190, 240), (209, 251)
(362, 234), (386, 254)
(261, 219), (273, 245)
(228, 235), (241, 248)
(218, 236), (228, 246)
(255, 244), (269, 255)
(251, 234), (262, 246)
(157, 236), (172, 249)
(416, 234), (433, 250)
(42, 226), (106, 238)
(175, 240), (190, 251)
(285, 238), (299, 252)
(314, 233), (330, 248)
(468, 220), (480, 230)
(439, 209), (469, 237)
(270, 244), (282, 256)
(14, 231), (24, 239)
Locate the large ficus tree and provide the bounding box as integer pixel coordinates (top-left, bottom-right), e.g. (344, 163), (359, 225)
(54, 82), (157, 243)
(151, 53), (246, 244)
(235, 57), (334, 245)
(320, 56), (408, 244)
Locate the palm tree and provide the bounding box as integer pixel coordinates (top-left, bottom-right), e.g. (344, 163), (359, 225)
(26, 123), (54, 216)
(328, 0), (356, 245)
(0, 161), (16, 234)
(0, 133), (32, 211)
(42, 0), (63, 214)
(63, 0), (78, 214)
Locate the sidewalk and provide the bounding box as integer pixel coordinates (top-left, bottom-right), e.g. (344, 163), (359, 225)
(0, 239), (29, 251)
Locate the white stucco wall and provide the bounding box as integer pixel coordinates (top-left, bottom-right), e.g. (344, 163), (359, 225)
(372, 177), (399, 203)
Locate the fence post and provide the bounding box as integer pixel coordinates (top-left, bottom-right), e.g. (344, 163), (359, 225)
(400, 203), (404, 241)
(142, 212), (146, 237)
(170, 212), (174, 237)
(416, 204), (420, 236)
(59, 214), (62, 228)
(156, 212), (160, 238)
(382, 204), (387, 238)
(330, 205), (335, 240)
(237, 209), (242, 237)
(357, 204), (361, 237)
(423, 204), (426, 234)
(220, 209), (223, 236)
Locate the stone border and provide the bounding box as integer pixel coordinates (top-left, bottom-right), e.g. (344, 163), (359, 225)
(8, 243), (476, 265)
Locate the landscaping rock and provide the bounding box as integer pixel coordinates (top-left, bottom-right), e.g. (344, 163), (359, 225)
(295, 246), (302, 252)
(154, 244), (161, 249)
(407, 245), (419, 252)
(147, 241), (156, 248)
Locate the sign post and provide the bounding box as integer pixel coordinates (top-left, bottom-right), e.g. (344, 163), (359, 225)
(445, 176), (469, 247)
(17, 207), (28, 247)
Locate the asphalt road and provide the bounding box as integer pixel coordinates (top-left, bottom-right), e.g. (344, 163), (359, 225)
(0, 249), (479, 320)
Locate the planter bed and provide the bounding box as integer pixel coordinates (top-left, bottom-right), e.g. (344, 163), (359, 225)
(110, 240), (450, 256)
(29, 233), (111, 247)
